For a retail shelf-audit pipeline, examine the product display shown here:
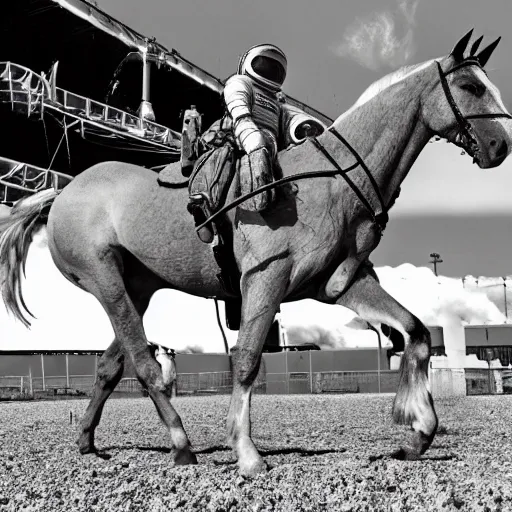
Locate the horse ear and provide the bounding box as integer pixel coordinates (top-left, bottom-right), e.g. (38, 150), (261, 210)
(477, 37), (501, 67)
(450, 29), (474, 61)
(469, 35), (484, 56)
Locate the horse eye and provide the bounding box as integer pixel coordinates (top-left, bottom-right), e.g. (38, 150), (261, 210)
(460, 83), (485, 97)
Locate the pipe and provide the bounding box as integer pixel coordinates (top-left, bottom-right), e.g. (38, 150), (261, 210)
(139, 49), (155, 122)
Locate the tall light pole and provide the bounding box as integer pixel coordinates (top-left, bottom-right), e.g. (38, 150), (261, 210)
(429, 252), (443, 276)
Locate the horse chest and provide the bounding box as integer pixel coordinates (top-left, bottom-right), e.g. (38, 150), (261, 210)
(318, 220), (380, 301)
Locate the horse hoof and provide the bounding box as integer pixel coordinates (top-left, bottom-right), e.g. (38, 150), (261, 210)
(391, 448), (421, 461)
(174, 448), (198, 466)
(239, 458), (267, 478)
(79, 446), (95, 455)
(393, 430), (434, 460)
(78, 438), (95, 455)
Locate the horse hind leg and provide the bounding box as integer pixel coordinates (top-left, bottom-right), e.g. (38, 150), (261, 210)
(79, 290), (151, 454)
(76, 251), (196, 465)
(79, 337), (125, 454)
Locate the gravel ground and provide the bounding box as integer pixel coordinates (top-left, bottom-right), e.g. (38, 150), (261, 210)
(1, 394), (511, 511)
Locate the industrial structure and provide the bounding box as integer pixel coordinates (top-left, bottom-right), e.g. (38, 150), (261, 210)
(0, 0), (331, 204)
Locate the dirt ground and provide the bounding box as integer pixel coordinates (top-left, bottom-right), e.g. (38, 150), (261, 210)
(0, 394), (511, 511)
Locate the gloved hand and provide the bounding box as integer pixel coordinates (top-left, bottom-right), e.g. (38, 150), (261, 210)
(234, 117), (266, 155)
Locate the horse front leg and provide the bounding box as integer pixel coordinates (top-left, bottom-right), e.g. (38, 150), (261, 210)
(336, 263), (438, 459)
(227, 258), (290, 477)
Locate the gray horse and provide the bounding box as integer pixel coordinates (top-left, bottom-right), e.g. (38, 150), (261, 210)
(1, 31), (511, 477)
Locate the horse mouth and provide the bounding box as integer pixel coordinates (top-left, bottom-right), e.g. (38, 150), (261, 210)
(454, 132), (480, 165)
(431, 133), (480, 164)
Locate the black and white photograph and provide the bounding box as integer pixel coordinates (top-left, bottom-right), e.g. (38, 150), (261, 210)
(1, 0), (512, 510)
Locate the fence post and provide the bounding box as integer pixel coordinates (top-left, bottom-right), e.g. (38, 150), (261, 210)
(20, 376), (23, 393)
(41, 354), (45, 391)
(66, 354), (70, 388)
(309, 350), (313, 394)
(285, 350), (289, 394)
(377, 345), (381, 395)
(29, 366), (33, 395)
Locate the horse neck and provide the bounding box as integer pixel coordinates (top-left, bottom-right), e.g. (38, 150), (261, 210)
(319, 71), (433, 209)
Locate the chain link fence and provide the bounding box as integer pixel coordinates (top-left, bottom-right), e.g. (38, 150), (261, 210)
(2, 367), (512, 399)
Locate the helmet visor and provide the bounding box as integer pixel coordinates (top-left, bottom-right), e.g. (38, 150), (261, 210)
(251, 56), (286, 85)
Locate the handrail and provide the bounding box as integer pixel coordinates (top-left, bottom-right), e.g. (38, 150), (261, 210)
(0, 156), (73, 203)
(0, 61), (182, 149)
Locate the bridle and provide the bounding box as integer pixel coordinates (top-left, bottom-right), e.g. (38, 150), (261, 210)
(436, 58), (512, 158)
(196, 58), (512, 237)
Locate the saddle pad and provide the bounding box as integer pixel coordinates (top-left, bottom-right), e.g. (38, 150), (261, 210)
(188, 145), (236, 211)
(157, 162), (190, 188)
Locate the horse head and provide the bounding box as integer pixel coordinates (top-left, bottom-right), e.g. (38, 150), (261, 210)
(422, 29), (512, 168)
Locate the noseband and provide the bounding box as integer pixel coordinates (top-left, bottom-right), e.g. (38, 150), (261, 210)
(436, 59), (512, 153)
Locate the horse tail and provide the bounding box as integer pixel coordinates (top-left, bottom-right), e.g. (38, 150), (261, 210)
(0, 188), (60, 327)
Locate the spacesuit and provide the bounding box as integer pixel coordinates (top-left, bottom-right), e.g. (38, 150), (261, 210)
(224, 44), (287, 161)
(223, 44), (327, 210)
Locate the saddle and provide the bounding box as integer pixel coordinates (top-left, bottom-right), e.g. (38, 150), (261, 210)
(156, 162), (190, 188)
(187, 143), (238, 244)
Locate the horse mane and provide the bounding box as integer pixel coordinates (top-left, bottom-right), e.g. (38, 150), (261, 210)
(353, 59), (436, 108)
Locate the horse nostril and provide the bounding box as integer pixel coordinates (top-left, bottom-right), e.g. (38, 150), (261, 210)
(490, 140), (497, 147)
(496, 140), (508, 159)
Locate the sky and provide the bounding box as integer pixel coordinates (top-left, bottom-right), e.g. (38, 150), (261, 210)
(3, 0), (512, 353)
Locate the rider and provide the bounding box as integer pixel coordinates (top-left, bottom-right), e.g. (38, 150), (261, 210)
(188, 44), (326, 241)
(224, 43), (287, 187)
(223, 43), (327, 210)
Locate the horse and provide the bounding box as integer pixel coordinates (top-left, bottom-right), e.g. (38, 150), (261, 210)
(1, 30), (512, 477)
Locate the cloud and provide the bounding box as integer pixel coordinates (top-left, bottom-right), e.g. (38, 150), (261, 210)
(333, 0), (420, 71)
(280, 301), (389, 350)
(376, 264), (506, 327)
(375, 264), (505, 365)
(0, 205), (10, 219)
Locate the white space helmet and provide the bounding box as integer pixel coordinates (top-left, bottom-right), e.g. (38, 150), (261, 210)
(238, 44), (287, 92)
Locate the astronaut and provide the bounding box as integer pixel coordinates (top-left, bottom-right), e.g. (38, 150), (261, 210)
(225, 44), (287, 164)
(223, 44), (326, 210)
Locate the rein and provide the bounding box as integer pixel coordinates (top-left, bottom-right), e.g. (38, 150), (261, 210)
(195, 59), (512, 236)
(195, 128), (391, 236)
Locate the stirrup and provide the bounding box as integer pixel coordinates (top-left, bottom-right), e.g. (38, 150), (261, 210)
(188, 194), (215, 244)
